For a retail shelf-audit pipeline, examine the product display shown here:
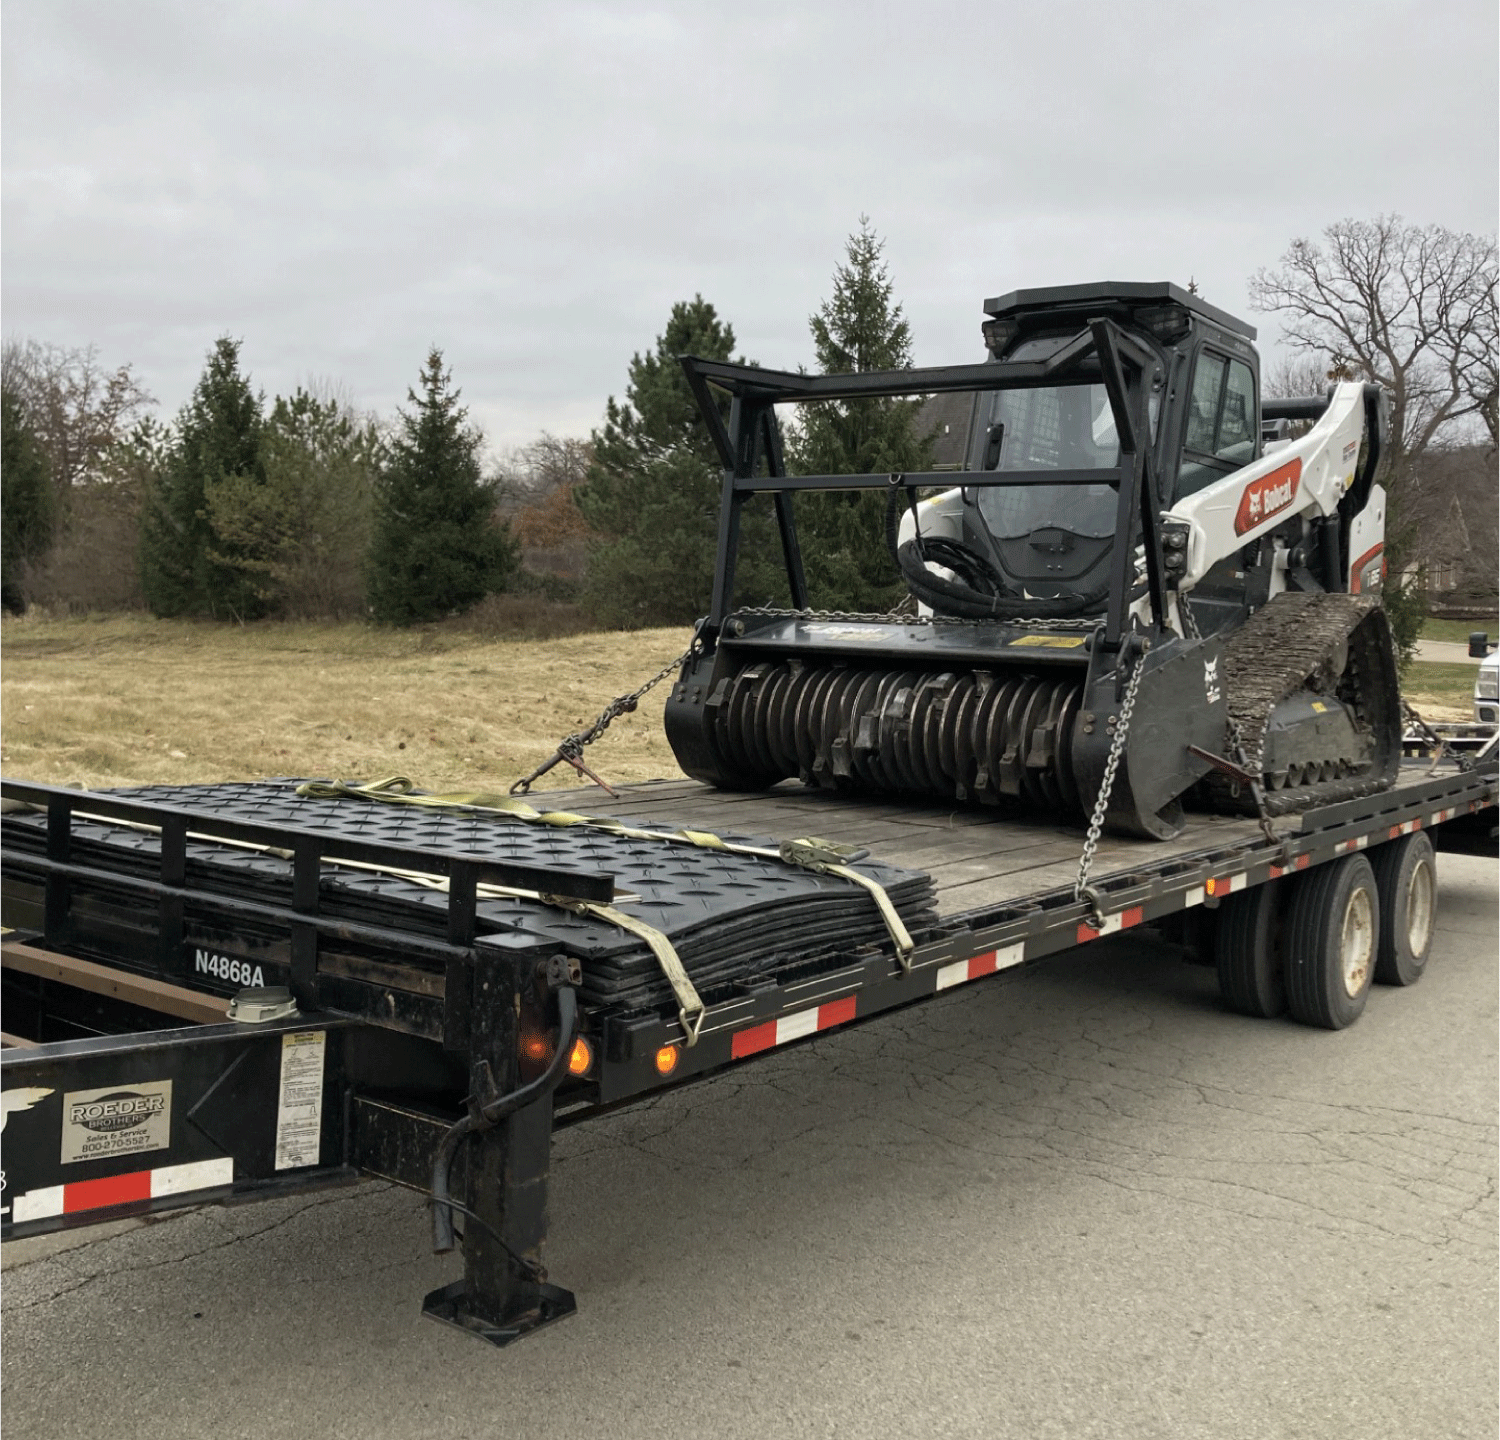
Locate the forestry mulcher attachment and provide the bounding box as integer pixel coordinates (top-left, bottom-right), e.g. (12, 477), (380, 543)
(664, 282), (1401, 840)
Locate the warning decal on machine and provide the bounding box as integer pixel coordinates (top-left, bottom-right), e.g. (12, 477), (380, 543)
(1008, 635), (1087, 649)
(274, 1031), (326, 1171)
(62, 1082), (172, 1165)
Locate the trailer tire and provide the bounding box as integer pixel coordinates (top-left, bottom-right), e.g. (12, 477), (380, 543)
(1370, 832), (1436, 986)
(1215, 883), (1285, 1017)
(1284, 854), (1379, 1030)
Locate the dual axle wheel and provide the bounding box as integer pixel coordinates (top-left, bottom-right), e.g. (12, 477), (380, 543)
(1214, 833), (1436, 1030)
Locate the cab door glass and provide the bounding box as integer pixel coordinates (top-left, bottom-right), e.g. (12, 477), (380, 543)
(1185, 353), (1226, 453)
(1218, 360), (1256, 463)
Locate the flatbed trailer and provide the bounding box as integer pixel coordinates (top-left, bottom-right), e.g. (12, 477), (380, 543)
(2, 750), (1494, 1348)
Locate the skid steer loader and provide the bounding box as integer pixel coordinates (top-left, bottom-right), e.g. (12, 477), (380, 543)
(663, 281), (1400, 840)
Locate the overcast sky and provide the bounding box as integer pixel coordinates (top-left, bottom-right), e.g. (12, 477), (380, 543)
(4, 0), (1497, 454)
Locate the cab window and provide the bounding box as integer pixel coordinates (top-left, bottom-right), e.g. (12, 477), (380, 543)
(1177, 352), (1258, 497)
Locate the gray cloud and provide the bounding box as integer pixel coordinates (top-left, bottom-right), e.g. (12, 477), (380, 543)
(5, 0), (1496, 449)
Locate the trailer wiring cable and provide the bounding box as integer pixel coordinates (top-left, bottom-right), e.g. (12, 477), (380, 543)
(423, 1196), (546, 1284)
(431, 983), (579, 1256)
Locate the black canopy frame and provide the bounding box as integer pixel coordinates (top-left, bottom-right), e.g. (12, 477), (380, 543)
(679, 318), (1169, 653)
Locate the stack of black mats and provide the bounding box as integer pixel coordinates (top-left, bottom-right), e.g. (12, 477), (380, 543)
(11, 782), (939, 1013)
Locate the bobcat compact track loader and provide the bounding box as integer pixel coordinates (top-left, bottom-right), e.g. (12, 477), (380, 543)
(663, 281), (1401, 840)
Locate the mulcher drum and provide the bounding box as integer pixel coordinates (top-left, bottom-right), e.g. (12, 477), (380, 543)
(1, 781), (939, 1013)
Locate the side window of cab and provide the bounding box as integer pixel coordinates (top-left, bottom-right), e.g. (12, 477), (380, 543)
(1176, 352), (1258, 499)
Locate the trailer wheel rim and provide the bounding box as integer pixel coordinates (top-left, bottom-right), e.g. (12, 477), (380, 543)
(1340, 885), (1375, 997)
(1406, 857), (1435, 958)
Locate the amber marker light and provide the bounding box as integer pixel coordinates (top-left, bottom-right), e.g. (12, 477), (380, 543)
(568, 1037), (594, 1077)
(654, 1044), (680, 1076)
(521, 1035), (551, 1064)
(1205, 877), (1217, 896)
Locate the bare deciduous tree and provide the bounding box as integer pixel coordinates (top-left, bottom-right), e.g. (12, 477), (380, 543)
(496, 432), (593, 504)
(1249, 217), (1497, 477)
(0, 338), (156, 498)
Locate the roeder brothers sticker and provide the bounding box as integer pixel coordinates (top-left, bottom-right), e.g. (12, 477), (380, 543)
(62, 1081), (172, 1164)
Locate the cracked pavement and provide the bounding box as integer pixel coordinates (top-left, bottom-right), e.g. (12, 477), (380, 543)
(2, 852), (1495, 1440)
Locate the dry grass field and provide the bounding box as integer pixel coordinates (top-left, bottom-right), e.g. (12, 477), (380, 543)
(1402, 662), (1484, 722)
(0, 612), (1482, 797)
(1, 612), (695, 794)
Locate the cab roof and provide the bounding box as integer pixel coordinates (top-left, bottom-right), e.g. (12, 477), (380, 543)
(982, 281), (1256, 342)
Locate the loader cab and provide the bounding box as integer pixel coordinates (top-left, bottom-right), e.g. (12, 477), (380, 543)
(956, 282), (1261, 603)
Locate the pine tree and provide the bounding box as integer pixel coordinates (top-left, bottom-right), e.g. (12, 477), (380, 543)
(790, 218), (934, 610)
(366, 348), (517, 624)
(138, 336), (267, 619)
(1, 384), (57, 613)
(576, 296), (786, 627)
(206, 389), (380, 619)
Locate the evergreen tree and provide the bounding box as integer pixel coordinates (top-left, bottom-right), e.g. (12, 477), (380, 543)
(366, 348), (517, 624)
(138, 336), (267, 619)
(1, 384), (57, 613)
(576, 295), (730, 627)
(790, 218), (934, 610)
(576, 296), (786, 627)
(206, 389), (380, 619)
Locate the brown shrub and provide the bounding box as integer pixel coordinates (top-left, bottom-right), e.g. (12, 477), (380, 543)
(27, 481), (146, 613)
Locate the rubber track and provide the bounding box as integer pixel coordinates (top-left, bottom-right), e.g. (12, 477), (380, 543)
(1215, 592), (1400, 816)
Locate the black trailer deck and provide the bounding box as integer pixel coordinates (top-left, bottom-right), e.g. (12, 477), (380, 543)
(2, 751), (1495, 1347)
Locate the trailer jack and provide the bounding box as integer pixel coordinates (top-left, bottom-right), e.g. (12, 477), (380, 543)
(422, 958), (582, 1347)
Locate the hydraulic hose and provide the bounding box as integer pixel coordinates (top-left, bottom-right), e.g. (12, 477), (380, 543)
(430, 985), (579, 1254)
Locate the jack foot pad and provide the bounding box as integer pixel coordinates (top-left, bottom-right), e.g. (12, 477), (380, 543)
(421, 1278), (577, 1347)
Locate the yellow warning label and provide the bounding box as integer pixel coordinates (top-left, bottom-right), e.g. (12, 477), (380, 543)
(1311, 701), (1327, 712)
(1008, 635), (1088, 649)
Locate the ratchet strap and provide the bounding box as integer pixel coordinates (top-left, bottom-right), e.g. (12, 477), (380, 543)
(296, 775), (916, 962)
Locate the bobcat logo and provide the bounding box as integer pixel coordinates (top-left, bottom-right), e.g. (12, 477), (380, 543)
(1234, 460), (1303, 535)
(1204, 657), (1221, 705)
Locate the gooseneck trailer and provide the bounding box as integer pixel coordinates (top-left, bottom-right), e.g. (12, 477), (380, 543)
(4, 280), (1497, 1348)
(2, 748), (1493, 1347)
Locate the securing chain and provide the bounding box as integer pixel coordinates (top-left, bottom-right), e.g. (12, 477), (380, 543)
(1402, 698), (1475, 773)
(730, 605), (1102, 633)
(510, 642), (698, 796)
(1072, 644), (1145, 926)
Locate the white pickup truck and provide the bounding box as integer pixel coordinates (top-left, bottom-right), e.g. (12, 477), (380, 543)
(1470, 631), (1499, 725)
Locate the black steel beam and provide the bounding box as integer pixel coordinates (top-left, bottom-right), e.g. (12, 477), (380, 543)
(681, 354), (1111, 404)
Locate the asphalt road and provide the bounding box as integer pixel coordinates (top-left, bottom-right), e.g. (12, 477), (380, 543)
(3, 853), (1496, 1440)
(1415, 640), (1485, 665)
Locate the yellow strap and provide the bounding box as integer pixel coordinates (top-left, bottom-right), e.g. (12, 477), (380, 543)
(295, 776), (915, 979)
(541, 896), (705, 1046)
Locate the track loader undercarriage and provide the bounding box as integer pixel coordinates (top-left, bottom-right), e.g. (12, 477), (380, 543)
(665, 282), (1403, 840)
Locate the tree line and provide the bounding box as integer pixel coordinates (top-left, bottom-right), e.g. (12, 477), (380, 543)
(3, 215), (1494, 630)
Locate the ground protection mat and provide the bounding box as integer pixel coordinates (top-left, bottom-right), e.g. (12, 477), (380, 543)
(3, 781), (939, 1012)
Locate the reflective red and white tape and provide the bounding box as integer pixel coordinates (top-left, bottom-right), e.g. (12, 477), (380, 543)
(11, 1157), (233, 1223)
(936, 943), (1024, 989)
(1074, 907), (1145, 944)
(719, 799), (1486, 1062)
(730, 995), (858, 1059)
